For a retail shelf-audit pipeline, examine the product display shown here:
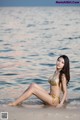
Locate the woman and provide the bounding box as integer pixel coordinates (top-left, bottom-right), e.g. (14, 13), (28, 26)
(8, 55), (70, 107)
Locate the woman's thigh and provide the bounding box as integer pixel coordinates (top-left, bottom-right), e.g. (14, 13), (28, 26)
(31, 83), (49, 94)
(32, 84), (53, 105)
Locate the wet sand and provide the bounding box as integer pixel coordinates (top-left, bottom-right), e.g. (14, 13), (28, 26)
(0, 103), (80, 120)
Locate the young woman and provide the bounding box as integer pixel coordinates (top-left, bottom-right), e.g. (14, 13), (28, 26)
(8, 55), (70, 107)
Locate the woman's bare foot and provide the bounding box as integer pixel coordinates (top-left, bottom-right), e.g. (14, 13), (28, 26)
(8, 102), (22, 106)
(8, 102), (17, 106)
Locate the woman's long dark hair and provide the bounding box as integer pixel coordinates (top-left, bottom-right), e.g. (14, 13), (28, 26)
(57, 55), (70, 86)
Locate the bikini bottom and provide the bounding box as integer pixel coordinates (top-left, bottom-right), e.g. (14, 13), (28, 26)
(51, 94), (60, 105)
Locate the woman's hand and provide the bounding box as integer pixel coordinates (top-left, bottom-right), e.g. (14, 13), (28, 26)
(56, 103), (63, 108)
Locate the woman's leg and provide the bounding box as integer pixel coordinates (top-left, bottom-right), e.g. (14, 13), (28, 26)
(8, 83), (53, 106)
(22, 83), (49, 94)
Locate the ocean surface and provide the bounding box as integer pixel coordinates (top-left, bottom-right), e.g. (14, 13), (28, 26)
(0, 7), (80, 107)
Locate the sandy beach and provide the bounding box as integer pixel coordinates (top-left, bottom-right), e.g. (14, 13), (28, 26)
(0, 86), (80, 120)
(0, 103), (80, 120)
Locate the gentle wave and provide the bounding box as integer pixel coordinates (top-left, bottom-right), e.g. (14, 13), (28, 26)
(0, 7), (80, 106)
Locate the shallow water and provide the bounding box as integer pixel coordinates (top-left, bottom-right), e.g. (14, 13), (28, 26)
(0, 7), (80, 106)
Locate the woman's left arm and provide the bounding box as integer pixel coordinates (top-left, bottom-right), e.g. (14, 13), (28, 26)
(57, 74), (67, 107)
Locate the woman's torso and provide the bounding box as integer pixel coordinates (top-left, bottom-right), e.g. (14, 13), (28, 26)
(48, 71), (60, 97)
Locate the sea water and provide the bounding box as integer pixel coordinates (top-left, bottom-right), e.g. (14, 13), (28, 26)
(0, 7), (80, 106)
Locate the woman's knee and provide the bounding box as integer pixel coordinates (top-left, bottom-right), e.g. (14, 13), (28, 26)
(30, 83), (37, 89)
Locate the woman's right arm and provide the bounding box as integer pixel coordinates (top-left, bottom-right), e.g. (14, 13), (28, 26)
(57, 74), (67, 107)
(61, 83), (68, 102)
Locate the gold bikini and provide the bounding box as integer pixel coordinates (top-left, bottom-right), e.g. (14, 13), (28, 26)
(51, 94), (60, 104)
(48, 80), (58, 86)
(48, 71), (60, 104)
(48, 71), (59, 86)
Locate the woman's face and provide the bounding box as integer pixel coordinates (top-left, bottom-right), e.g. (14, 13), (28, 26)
(56, 57), (65, 70)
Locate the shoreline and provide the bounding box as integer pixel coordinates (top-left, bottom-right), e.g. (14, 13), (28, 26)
(0, 92), (80, 120)
(0, 104), (80, 120)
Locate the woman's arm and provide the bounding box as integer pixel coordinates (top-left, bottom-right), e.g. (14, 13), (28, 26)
(61, 82), (68, 102)
(57, 74), (67, 107)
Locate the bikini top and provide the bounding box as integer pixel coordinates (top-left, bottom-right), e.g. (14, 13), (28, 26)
(48, 71), (59, 86)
